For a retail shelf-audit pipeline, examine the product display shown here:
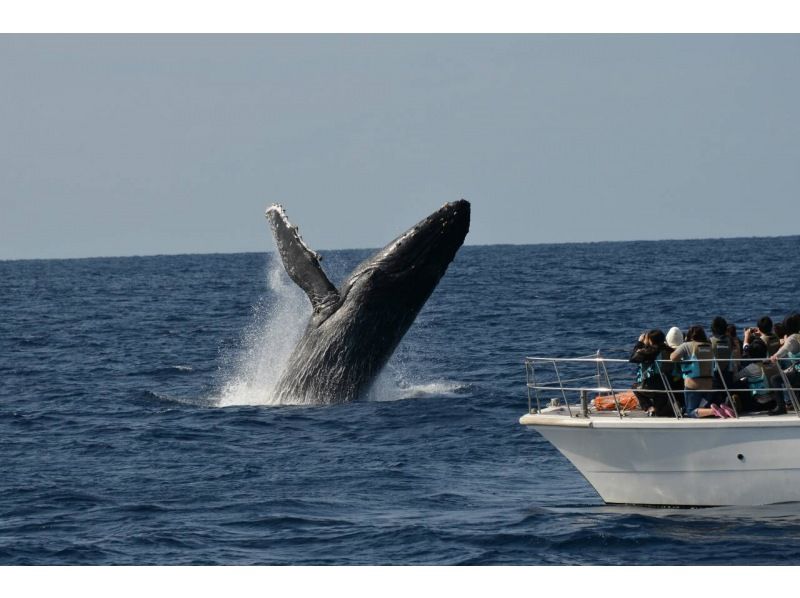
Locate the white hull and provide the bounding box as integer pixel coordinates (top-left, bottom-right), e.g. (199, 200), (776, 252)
(520, 412), (800, 506)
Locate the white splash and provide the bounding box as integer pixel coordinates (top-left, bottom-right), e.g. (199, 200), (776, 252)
(216, 253), (309, 407)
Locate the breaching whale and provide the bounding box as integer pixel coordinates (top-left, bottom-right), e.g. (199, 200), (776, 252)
(265, 200), (470, 405)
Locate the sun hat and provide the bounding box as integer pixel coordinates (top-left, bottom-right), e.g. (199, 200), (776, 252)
(666, 327), (684, 349)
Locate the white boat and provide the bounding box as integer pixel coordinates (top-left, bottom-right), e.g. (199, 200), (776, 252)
(519, 354), (800, 507)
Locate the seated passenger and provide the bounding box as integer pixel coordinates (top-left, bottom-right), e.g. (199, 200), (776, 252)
(665, 326), (686, 395)
(727, 324), (743, 367)
(768, 313), (800, 415)
(709, 316), (735, 403)
(629, 329), (676, 417)
(774, 322), (787, 343)
(671, 325), (720, 418)
(743, 316), (781, 358)
(731, 339), (779, 414)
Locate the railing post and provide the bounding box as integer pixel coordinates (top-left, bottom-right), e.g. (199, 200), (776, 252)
(713, 356), (737, 417)
(598, 357), (623, 418)
(551, 360), (573, 417)
(580, 389), (588, 418)
(777, 367), (800, 417)
(525, 360), (532, 414)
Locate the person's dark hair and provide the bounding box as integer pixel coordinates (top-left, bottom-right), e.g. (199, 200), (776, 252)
(747, 338), (767, 360)
(775, 322), (787, 339)
(757, 316), (773, 334)
(647, 329), (666, 347)
(727, 324), (739, 338)
(711, 316), (728, 336)
(784, 313), (800, 336)
(686, 325), (709, 343)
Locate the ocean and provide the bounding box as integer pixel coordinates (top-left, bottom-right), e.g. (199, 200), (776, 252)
(2, 236), (800, 565)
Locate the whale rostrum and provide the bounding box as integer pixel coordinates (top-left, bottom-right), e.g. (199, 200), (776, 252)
(265, 200), (470, 404)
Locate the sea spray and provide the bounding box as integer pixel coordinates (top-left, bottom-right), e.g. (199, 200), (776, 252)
(217, 253), (308, 406)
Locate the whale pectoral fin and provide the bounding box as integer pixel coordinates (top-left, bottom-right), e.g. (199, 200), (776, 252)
(266, 205), (340, 316)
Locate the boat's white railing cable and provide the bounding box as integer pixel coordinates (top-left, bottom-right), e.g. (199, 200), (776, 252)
(524, 353), (800, 419)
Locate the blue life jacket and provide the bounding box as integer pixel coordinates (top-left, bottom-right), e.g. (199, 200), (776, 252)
(748, 365), (769, 397)
(636, 360), (660, 385)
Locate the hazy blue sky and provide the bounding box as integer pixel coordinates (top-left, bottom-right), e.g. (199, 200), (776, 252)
(1, 34), (798, 260)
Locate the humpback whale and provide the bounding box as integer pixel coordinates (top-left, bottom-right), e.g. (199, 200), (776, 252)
(265, 200), (470, 405)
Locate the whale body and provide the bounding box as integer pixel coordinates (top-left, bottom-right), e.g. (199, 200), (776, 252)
(265, 200), (470, 404)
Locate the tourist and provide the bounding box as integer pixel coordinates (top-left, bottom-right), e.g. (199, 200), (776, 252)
(629, 329), (675, 417)
(768, 313), (800, 415)
(743, 316), (781, 357)
(709, 316), (735, 403)
(670, 325), (719, 418)
(664, 326), (685, 408)
(732, 338), (779, 414)
(727, 323), (743, 374)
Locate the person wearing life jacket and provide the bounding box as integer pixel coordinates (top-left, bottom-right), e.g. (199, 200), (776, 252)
(629, 329), (675, 417)
(664, 327), (686, 404)
(731, 338), (779, 414)
(743, 316), (781, 358)
(774, 322), (786, 345)
(670, 325), (720, 417)
(727, 324), (743, 367)
(768, 313), (800, 415)
(709, 316), (735, 404)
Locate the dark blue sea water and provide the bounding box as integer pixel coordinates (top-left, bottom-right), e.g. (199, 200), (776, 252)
(2, 237), (800, 565)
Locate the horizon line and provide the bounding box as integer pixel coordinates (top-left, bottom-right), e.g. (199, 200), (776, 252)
(2, 231), (797, 263)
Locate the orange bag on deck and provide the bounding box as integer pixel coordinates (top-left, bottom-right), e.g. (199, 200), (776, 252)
(592, 390), (639, 411)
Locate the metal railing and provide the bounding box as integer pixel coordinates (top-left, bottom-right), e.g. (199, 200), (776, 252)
(524, 352), (800, 419)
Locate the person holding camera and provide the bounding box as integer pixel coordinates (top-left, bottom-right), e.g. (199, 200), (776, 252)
(629, 329), (675, 417)
(732, 338), (779, 414)
(743, 316), (781, 357)
(768, 313), (800, 415)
